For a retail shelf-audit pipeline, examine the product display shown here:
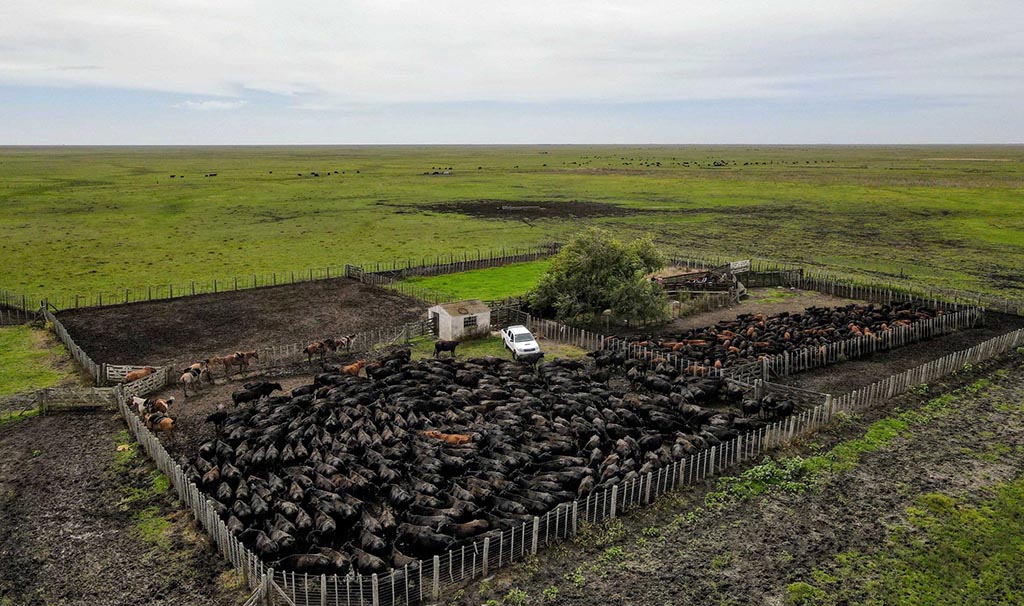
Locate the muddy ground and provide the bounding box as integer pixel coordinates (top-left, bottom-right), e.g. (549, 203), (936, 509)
(56, 278), (425, 370)
(0, 412), (246, 606)
(459, 354), (1024, 606)
(414, 199), (644, 220)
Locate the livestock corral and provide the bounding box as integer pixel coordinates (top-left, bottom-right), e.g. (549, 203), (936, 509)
(10, 247), (1024, 606)
(56, 277), (426, 369)
(161, 292), (992, 589)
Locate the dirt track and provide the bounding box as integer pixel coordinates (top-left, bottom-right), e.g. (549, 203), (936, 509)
(0, 412), (243, 606)
(458, 354), (1024, 606)
(56, 278), (425, 370)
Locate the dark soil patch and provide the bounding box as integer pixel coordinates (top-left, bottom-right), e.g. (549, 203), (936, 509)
(780, 311), (1024, 394)
(0, 412), (243, 606)
(416, 199), (643, 220)
(56, 278), (426, 369)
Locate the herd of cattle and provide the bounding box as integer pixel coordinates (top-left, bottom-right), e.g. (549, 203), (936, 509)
(605, 301), (940, 373)
(173, 300), (939, 576)
(184, 347), (779, 576)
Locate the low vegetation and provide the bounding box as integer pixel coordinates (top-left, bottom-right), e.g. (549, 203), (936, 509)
(2, 146), (1022, 303)
(400, 260), (550, 300)
(0, 325), (69, 397)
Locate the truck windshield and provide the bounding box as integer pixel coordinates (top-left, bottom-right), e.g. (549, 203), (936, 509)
(514, 333), (534, 343)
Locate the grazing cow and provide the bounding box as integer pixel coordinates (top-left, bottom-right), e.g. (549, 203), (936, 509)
(231, 382), (282, 406)
(434, 340), (459, 358)
(124, 366), (156, 383)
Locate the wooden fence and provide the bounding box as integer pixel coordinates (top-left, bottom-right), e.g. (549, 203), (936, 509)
(40, 307), (103, 385)
(1, 386), (118, 423)
(346, 267), (456, 306)
(0, 289), (37, 325)
(671, 291), (734, 318)
(664, 252), (1024, 317)
(602, 306), (982, 382)
(30, 245), (559, 312)
(357, 243), (560, 279)
(95, 319), (1023, 606)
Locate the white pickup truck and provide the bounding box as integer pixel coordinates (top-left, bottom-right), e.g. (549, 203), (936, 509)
(501, 325), (541, 360)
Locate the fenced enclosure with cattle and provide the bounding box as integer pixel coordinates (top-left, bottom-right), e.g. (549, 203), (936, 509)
(110, 322), (1024, 606)
(10, 244), (1024, 606)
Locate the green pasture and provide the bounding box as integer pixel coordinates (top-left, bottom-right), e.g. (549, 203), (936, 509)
(0, 325), (69, 396)
(400, 260), (550, 300)
(1, 145), (1022, 302)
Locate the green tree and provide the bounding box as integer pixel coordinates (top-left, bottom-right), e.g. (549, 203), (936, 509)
(529, 228), (668, 324)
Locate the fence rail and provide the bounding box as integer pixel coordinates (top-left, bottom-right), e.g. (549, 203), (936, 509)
(664, 252), (1024, 316)
(27, 245), (559, 312)
(0, 289), (37, 325)
(40, 307), (103, 385)
(358, 243), (560, 279)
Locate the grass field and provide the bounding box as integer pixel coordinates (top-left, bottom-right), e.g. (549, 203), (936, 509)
(0, 326), (72, 396)
(400, 259), (550, 300)
(1, 145), (1022, 303)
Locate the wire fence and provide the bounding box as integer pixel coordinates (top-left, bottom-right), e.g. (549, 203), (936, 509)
(28, 245), (560, 312)
(0, 289), (37, 325)
(40, 307), (103, 385)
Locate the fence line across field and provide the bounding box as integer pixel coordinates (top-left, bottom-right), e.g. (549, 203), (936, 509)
(30, 244), (560, 312)
(666, 251), (1024, 316)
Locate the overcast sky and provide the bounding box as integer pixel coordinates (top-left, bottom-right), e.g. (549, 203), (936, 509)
(1, 1), (1021, 144)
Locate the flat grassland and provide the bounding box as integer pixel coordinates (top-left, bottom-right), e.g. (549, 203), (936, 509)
(1, 145), (1022, 304)
(0, 326), (76, 397)
(400, 259), (551, 300)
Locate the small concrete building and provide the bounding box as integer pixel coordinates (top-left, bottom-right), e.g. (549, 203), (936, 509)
(428, 299), (491, 341)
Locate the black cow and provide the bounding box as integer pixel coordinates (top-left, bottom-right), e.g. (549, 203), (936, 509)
(434, 340), (459, 358)
(231, 382), (282, 406)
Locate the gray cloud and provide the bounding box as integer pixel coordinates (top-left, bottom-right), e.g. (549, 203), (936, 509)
(1, 0), (1021, 105)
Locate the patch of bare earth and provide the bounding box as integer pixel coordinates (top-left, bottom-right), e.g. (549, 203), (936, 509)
(56, 278), (425, 369)
(0, 412), (244, 606)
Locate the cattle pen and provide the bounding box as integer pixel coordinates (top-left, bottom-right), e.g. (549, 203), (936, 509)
(7, 248), (1024, 606)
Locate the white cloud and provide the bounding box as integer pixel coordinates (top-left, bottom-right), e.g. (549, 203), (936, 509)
(0, 0), (1021, 108)
(174, 99), (247, 110)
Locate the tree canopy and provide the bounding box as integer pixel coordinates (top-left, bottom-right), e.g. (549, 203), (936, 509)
(528, 228), (668, 324)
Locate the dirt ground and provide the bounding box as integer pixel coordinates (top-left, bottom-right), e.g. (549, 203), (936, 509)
(460, 354), (1024, 606)
(780, 311), (1024, 394)
(415, 199), (643, 220)
(0, 412), (245, 606)
(56, 278), (425, 369)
